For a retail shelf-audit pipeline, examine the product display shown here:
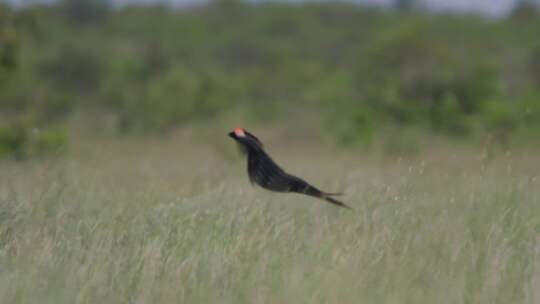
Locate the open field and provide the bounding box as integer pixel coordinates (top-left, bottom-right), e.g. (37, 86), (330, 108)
(2, 1), (540, 303)
(0, 135), (539, 304)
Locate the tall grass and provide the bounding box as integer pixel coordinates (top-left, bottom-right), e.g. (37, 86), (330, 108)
(0, 138), (539, 303)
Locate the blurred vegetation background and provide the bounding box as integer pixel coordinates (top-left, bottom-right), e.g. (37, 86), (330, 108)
(1, 0), (540, 158)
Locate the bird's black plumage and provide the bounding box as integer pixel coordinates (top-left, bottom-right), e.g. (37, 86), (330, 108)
(229, 128), (350, 209)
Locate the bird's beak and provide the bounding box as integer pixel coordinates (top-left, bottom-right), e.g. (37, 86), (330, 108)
(228, 132), (236, 139)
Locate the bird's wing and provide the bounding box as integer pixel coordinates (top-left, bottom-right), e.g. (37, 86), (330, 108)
(245, 147), (351, 209)
(248, 152), (291, 191)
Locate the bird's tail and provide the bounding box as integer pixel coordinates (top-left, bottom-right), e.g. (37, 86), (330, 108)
(321, 193), (352, 209)
(324, 191), (344, 196)
(296, 181), (352, 209)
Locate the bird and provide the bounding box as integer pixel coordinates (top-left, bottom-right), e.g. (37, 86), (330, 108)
(228, 127), (351, 209)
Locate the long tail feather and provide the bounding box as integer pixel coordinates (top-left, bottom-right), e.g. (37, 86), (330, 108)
(322, 193), (352, 209)
(324, 192), (344, 196)
(292, 180), (351, 209)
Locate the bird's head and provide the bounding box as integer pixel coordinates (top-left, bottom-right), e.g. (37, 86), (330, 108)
(228, 127), (263, 152)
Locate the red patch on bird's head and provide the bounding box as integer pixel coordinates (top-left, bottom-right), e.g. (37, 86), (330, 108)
(234, 127), (246, 137)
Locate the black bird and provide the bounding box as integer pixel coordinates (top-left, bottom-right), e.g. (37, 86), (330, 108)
(229, 127), (351, 209)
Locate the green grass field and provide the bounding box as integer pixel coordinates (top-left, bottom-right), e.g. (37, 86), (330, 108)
(0, 136), (539, 303)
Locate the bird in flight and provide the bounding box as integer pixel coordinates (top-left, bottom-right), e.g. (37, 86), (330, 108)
(229, 127), (351, 209)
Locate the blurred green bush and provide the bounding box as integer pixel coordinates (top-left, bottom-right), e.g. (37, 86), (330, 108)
(1, 1), (540, 157)
(0, 121), (67, 160)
